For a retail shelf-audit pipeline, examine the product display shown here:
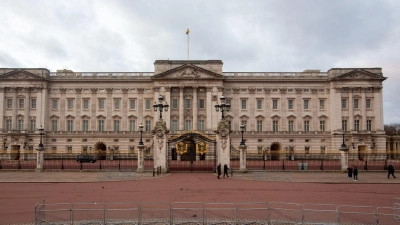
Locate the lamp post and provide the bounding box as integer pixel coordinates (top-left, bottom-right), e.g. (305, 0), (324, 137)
(339, 132), (349, 172)
(215, 96), (231, 119)
(239, 124), (247, 171)
(36, 125), (45, 172)
(153, 96), (169, 120)
(137, 123), (145, 172)
(61, 150), (64, 170)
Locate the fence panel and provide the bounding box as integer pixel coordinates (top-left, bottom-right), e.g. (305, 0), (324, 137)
(204, 203), (236, 225)
(337, 205), (376, 224)
(302, 203), (337, 224)
(376, 207), (400, 225)
(35, 203), (71, 225)
(269, 202), (302, 224)
(105, 202), (139, 225)
(237, 202), (269, 224)
(171, 202), (204, 224)
(139, 202), (171, 225)
(72, 203), (106, 225)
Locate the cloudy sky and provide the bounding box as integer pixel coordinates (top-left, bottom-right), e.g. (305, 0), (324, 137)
(0, 0), (399, 123)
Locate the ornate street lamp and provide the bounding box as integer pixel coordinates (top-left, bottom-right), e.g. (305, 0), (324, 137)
(215, 96), (231, 119)
(340, 133), (349, 151)
(239, 124), (246, 150)
(137, 123), (145, 172)
(153, 96), (169, 120)
(36, 125), (45, 172)
(38, 125), (44, 151)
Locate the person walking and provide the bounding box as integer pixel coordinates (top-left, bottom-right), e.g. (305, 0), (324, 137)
(347, 167), (353, 180)
(223, 164), (229, 178)
(217, 163), (221, 179)
(388, 164), (396, 179)
(353, 165), (358, 181)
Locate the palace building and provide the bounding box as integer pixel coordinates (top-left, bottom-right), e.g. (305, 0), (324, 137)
(0, 60), (388, 162)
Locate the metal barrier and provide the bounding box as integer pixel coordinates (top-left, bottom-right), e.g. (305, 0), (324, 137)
(35, 199), (400, 225)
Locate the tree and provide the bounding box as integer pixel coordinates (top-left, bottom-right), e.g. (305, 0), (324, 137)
(384, 123), (400, 135)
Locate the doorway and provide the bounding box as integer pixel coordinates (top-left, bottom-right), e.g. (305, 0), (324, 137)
(270, 143), (281, 160)
(94, 142), (107, 160)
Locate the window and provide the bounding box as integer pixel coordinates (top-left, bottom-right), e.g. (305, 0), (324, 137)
(321, 146), (326, 154)
(145, 99), (151, 110)
(83, 99), (89, 110)
(7, 99), (12, 109)
(305, 146), (310, 154)
(227, 120), (232, 130)
(67, 120), (73, 131)
(257, 99), (262, 110)
(272, 99), (278, 110)
(354, 120), (360, 131)
(145, 120), (151, 131)
(30, 120), (36, 131)
(354, 99), (359, 109)
(288, 99), (293, 110)
(67, 99), (74, 110)
(52, 120), (58, 131)
(320, 121), (325, 131)
(19, 99), (24, 109)
(185, 120), (192, 130)
(199, 99), (205, 109)
(114, 120), (120, 131)
(31, 99), (36, 109)
(273, 121), (278, 132)
(241, 99), (247, 110)
(98, 120), (104, 131)
(129, 120), (136, 131)
(83, 120), (89, 131)
(342, 120), (347, 131)
(366, 99), (371, 109)
(288, 120), (294, 132)
(185, 99), (191, 109)
(304, 121), (310, 131)
(67, 146), (72, 154)
(172, 99), (178, 109)
(241, 121), (247, 131)
(304, 99), (309, 110)
(52, 99), (58, 110)
(18, 120), (24, 130)
(171, 120), (178, 131)
(198, 120), (205, 131)
(114, 99), (120, 110)
(98, 99), (105, 110)
(367, 120), (372, 131)
(257, 120), (263, 131)
(130, 99), (136, 110)
(6, 119), (11, 130)
(341, 99), (347, 109)
(319, 99), (325, 110)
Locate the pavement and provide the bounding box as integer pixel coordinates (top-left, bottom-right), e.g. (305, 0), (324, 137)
(0, 170), (398, 183)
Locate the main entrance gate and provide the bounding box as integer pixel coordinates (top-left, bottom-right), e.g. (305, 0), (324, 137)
(168, 131), (216, 173)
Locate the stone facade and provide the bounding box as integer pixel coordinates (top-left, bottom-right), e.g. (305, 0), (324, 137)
(0, 60), (389, 160)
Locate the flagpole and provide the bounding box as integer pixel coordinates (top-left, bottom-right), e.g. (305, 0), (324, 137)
(187, 31), (189, 60)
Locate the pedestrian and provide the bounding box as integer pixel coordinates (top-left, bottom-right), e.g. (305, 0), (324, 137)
(387, 164), (396, 179)
(223, 164), (229, 178)
(18, 161), (21, 170)
(353, 165), (358, 181)
(217, 163), (221, 179)
(347, 167), (353, 180)
(0, 160), (2, 169)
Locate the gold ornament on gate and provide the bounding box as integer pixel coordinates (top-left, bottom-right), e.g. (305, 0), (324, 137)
(196, 141), (208, 155)
(176, 142), (188, 155)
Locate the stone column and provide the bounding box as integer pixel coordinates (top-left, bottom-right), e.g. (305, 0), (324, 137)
(137, 147), (144, 173)
(137, 88), (145, 121)
(192, 86), (198, 129)
(24, 88), (30, 130)
(122, 88), (129, 130)
(239, 147), (247, 171)
(106, 88), (113, 130)
(75, 88), (82, 131)
(164, 86), (171, 128)
(36, 149), (44, 172)
(295, 88), (302, 130)
(90, 88), (98, 130)
(215, 119), (231, 170)
(340, 150), (349, 172)
(0, 87), (5, 129)
(152, 119), (169, 173)
(348, 88), (354, 131)
(12, 87), (17, 130)
(179, 87), (184, 130)
(59, 88), (67, 131)
(311, 88), (318, 131)
(206, 87), (213, 131)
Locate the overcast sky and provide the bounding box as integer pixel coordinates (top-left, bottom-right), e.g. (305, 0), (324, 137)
(0, 0), (399, 124)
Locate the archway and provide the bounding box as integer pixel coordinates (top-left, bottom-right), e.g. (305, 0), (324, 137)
(270, 143), (282, 160)
(94, 142), (107, 160)
(358, 145), (367, 161)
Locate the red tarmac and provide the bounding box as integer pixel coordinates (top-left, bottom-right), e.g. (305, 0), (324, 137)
(0, 171), (399, 224)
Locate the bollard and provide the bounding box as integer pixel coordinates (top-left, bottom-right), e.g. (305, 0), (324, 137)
(61, 161), (64, 170)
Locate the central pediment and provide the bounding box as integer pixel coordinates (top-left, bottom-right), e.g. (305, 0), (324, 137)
(330, 69), (387, 81)
(152, 64), (225, 80)
(0, 69), (48, 80)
